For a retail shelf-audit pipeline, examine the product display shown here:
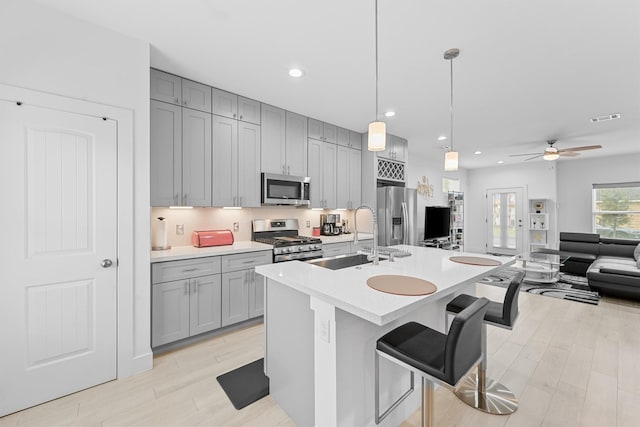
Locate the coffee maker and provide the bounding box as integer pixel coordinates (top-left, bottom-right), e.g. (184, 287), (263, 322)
(320, 213), (341, 235)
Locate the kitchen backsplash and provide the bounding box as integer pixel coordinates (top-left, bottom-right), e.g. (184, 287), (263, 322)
(151, 207), (372, 247)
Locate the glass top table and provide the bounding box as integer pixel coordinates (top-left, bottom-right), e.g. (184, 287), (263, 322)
(515, 251), (571, 283)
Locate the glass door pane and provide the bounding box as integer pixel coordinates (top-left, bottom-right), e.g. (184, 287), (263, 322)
(487, 188), (523, 255)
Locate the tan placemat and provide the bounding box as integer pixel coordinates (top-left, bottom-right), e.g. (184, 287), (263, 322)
(367, 275), (437, 296)
(449, 256), (502, 266)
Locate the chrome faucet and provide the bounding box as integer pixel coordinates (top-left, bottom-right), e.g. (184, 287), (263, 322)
(354, 204), (379, 265)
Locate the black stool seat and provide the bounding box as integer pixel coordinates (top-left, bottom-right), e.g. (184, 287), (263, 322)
(446, 295), (507, 327)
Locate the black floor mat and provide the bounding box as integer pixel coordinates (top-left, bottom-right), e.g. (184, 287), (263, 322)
(216, 358), (269, 410)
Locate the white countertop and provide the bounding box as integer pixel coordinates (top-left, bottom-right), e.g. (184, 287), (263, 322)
(255, 246), (514, 326)
(150, 241), (273, 262)
(301, 232), (374, 244)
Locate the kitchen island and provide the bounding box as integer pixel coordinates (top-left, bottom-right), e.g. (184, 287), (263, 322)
(255, 246), (512, 427)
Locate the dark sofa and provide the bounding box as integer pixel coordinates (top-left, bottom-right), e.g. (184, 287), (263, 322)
(540, 232), (640, 299)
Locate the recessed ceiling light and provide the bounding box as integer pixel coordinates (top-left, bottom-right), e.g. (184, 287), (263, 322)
(288, 68), (304, 78)
(384, 111), (395, 117)
(437, 136), (447, 141)
(497, 160), (504, 164)
(474, 151), (482, 155)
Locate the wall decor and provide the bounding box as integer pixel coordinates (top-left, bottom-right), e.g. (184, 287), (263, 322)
(417, 176), (434, 198)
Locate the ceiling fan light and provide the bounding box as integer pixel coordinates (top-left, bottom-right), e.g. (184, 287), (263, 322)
(444, 150), (459, 171)
(368, 121), (386, 151)
(543, 152), (559, 161)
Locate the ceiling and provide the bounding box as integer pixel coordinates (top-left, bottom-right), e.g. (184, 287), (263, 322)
(33, 0), (640, 169)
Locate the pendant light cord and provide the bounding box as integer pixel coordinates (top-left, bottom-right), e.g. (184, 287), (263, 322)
(449, 54), (454, 152)
(375, 0), (379, 121)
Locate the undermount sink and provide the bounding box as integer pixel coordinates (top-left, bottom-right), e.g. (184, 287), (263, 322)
(307, 253), (386, 270)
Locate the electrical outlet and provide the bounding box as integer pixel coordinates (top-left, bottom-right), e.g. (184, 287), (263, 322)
(176, 224), (184, 235)
(233, 222), (239, 232)
(306, 220), (311, 228)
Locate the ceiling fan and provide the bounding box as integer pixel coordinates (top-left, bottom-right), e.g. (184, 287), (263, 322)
(509, 140), (602, 161)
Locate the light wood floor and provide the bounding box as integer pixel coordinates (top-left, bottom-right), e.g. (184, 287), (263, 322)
(1, 284), (639, 427)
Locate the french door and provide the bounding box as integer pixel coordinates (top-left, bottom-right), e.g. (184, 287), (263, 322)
(486, 187), (524, 255)
(0, 100), (118, 416)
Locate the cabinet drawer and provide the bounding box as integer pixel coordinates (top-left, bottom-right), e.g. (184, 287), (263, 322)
(221, 251), (272, 273)
(152, 257), (221, 283)
(323, 242), (352, 257)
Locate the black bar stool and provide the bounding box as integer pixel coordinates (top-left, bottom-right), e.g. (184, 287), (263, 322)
(375, 298), (490, 427)
(445, 271), (525, 415)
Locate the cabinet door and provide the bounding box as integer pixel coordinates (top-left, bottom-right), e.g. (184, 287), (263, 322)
(391, 135), (407, 162)
(337, 127), (350, 147)
(376, 135), (393, 160)
(221, 270), (250, 327)
(212, 115), (237, 207)
(248, 270), (265, 318)
(336, 144), (349, 209)
(237, 122), (261, 207)
(150, 100), (182, 206)
(182, 79), (211, 113)
(323, 122), (337, 144)
(307, 138), (323, 208)
(212, 88), (238, 119)
(189, 274), (222, 336)
(349, 131), (362, 150)
(261, 104), (286, 174)
(238, 97), (261, 125)
(152, 280), (190, 347)
(285, 111), (308, 177)
(323, 242), (351, 257)
(348, 147), (362, 208)
(307, 118), (323, 140)
(150, 69), (181, 105)
(182, 108), (212, 206)
(323, 142), (338, 209)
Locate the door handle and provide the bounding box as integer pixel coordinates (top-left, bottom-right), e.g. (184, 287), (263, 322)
(401, 202), (408, 245)
(100, 259), (113, 268)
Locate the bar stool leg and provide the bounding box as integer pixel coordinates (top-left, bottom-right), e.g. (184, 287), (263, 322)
(421, 377), (434, 427)
(453, 323), (518, 415)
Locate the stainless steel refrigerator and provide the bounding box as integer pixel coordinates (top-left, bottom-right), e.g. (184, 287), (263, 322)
(376, 187), (418, 246)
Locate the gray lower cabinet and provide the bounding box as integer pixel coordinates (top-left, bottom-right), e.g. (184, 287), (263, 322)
(221, 251), (272, 326)
(322, 242), (352, 257)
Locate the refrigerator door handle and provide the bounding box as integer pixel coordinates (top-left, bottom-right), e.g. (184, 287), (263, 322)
(401, 202), (408, 245)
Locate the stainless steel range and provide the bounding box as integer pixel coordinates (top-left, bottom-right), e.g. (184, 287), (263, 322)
(252, 219), (323, 263)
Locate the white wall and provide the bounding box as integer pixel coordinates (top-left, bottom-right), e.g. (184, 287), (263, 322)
(405, 147), (468, 241)
(0, 1), (151, 373)
(556, 153), (640, 233)
(466, 161), (557, 253)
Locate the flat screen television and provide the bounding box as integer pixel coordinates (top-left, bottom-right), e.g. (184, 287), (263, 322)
(424, 206), (451, 240)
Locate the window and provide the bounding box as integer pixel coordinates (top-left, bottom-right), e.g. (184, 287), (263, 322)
(592, 182), (640, 239)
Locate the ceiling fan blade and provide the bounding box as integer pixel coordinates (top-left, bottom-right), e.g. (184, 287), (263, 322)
(524, 154), (543, 161)
(509, 152), (541, 157)
(557, 145), (602, 153)
(559, 151), (580, 157)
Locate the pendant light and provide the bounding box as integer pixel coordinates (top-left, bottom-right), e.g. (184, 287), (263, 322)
(368, 0), (386, 151)
(444, 48), (460, 171)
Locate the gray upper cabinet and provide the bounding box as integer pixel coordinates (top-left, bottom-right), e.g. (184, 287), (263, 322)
(377, 134), (407, 162)
(151, 100), (182, 206)
(237, 122), (262, 207)
(151, 69), (182, 105)
(213, 89), (260, 125)
(349, 131), (362, 150)
(238, 97), (261, 125)
(212, 115), (237, 207)
(308, 118), (337, 143)
(182, 79), (212, 113)
(348, 147), (362, 208)
(212, 88), (238, 119)
(261, 106), (307, 177)
(182, 108), (212, 207)
(307, 138), (337, 209)
(285, 112), (308, 177)
(337, 127), (350, 147)
(336, 145), (361, 209)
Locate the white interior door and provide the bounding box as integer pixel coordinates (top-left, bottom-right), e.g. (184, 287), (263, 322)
(0, 101), (117, 416)
(486, 187), (524, 255)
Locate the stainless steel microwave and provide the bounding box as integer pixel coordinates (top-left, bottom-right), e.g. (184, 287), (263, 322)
(261, 173), (310, 206)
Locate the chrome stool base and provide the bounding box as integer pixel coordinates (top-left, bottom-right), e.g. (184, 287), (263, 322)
(454, 368), (518, 415)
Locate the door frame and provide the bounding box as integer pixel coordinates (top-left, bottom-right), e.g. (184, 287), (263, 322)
(0, 83), (145, 379)
(485, 186), (525, 255)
